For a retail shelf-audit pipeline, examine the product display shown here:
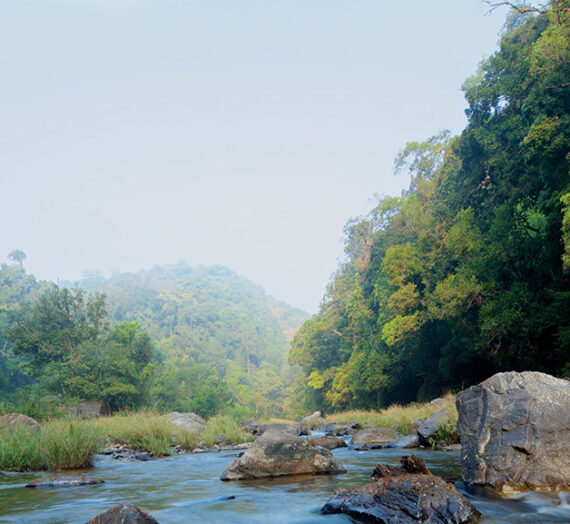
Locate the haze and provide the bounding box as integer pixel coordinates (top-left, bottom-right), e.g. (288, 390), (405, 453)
(0, 0), (509, 313)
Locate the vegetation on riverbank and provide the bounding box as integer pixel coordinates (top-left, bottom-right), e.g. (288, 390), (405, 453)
(323, 394), (457, 435)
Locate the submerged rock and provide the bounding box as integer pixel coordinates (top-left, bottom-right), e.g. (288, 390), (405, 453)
(26, 475), (104, 488)
(351, 428), (401, 449)
(308, 437), (348, 450)
(220, 429), (346, 480)
(0, 413), (40, 433)
(86, 503), (159, 524)
(371, 455), (431, 480)
(457, 371), (570, 493)
(384, 434), (420, 449)
(322, 474), (480, 523)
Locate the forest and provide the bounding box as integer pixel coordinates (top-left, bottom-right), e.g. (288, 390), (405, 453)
(289, 3), (570, 412)
(0, 259), (307, 418)
(1, 2), (569, 420)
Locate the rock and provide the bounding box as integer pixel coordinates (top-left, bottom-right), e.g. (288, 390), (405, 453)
(321, 474), (481, 523)
(456, 370), (570, 494)
(26, 475), (104, 488)
(240, 420), (264, 435)
(384, 434), (420, 449)
(371, 455), (431, 480)
(191, 448), (205, 454)
(351, 428), (401, 449)
(166, 412), (206, 433)
(86, 503), (159, 524)
(434, 440), (447, 451)
(0, 413), (40, 433)
(308, 437), (348, 450)
(324, 422), (362, 437)
(444, 444), (462, 452)
(417, 408), (452, 446)
(299, 411), (322, 432)
(215, 435), (231, 447)
(62, 400), (108, 419)
(220, 430), (346, 480)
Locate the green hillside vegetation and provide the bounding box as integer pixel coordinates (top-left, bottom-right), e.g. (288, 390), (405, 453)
(289, 4), (570, 413)
(0, 261), (308, 418)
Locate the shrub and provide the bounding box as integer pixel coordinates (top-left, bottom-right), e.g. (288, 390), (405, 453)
(202, 415), (247, 447)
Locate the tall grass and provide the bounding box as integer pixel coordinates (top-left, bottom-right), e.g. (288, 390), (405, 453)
(0, 426), (44, 472)
(41, 420), (103, 470)
(92, 411), (172, 456)
(324, 394), (457, 434)
(202, 415), (249, 447)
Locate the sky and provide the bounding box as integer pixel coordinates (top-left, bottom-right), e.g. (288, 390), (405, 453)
(0, 0), (510, 313)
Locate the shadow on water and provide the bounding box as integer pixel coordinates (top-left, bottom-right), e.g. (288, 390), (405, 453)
(0, 444), (568, 523)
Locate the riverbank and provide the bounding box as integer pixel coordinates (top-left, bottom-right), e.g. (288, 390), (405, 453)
(0, 396), (458, 472)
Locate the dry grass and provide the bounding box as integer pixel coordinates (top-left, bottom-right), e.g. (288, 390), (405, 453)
(324, 394), (457, 434)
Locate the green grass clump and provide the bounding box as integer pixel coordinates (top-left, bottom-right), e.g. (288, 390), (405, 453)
(429, 418), (460, 445)
(202, 415), (248, 447)
(324, 394), (457, 435)
(41, 420), (103, 470)
(92, 411), (172, 456)
(0, 426), (43, 472)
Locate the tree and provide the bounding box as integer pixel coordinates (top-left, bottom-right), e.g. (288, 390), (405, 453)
(7, 250), (26, 268)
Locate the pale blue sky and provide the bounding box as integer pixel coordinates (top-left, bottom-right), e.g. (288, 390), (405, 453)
(0, 0), (510, 312)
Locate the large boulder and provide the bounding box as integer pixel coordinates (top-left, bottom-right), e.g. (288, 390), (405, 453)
(456, 371), (570, 493)
(0, 413), (40, 433)
(166, 412), (206, 433)
(221, 430), (346, 480)
(322, 474), (480, 523)
(351, 428), (400, 449)
(86, 504), (159, 524)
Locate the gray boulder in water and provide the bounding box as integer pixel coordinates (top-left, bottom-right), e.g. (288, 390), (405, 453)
(26, 475), (104, 488)
(456, 371), (570, 493)
(86, 504), (159, 524)
(221, 429), (346, 480)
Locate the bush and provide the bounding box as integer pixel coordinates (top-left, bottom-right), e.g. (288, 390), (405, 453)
(41, 420), (103, 470)
(0, 426), (43, 471)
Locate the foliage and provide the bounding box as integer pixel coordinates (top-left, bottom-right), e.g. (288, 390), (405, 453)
(0, 426), (43, 472)
(202, 415), (249, 447)
(291, 3), (570, 411)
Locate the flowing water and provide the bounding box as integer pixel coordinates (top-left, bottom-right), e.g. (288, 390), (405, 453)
(1, 441), (569, 523)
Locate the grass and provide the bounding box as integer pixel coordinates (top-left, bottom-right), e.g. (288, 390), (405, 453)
(324, 394), (457, 435)
(41, 420), (103, 470)
(0, 420), (102, 472)
(91, 410), (173, 456)
(0, 426), (44, 472)
(202, 415), (250, 447)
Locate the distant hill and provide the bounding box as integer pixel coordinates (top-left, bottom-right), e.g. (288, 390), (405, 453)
(72, 263), (309, 413)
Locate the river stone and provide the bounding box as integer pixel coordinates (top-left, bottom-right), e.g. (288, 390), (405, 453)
(321, 474), (481, 523)
(0, 413), (40, 433)
(299, 411), (322, 432)
(86, 503), (159, 524)
(417, 408), (452, 446)
(166, 412), (206, 432)
(308, 437), (348, 450)
(456, 371), (570, 493)
(371, 455), (431, 480)
(352, 428), (401, 449)
(26, 475), (104, 488)
(384, 434), (420, 449)
(220, 430), (346, 480)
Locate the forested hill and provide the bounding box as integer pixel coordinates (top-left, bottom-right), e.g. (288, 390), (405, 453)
(71, 263), (309, 376)
(290, 5), (570, 413)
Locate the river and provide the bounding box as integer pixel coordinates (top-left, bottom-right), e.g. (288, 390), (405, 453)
(1, 439), (569, 523)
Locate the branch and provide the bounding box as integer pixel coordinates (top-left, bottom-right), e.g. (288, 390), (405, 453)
(482, 1), (549, 14)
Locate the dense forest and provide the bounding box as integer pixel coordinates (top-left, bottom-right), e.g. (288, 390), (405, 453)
(0, 258), (307, 418)
(289, 3), (570, 412)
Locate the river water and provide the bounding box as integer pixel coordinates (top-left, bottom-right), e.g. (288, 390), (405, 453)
(1, 440), (569, 523)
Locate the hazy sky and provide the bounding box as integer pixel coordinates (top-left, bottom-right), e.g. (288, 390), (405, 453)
(0, 0), (510, 313)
